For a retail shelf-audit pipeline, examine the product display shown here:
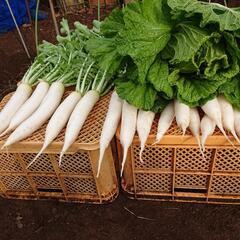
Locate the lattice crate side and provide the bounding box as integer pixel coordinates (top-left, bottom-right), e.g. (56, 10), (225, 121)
(59, 151), (92, 175)
(210, 174), (240, 196)
(86, 146), (118, 201)
(117, 139), (174, 195)
(176, 147), (213, 172)
(0, 152), (23, 173)
(135, 172), (172, 194)
(133, 145), (173, 171)
(63, 176), (97, 195)
(214, 148), (240, 172)
(20, 153), (55, 173)
(0, 175), (33, 192)
(175, 173), (209, 190)
(0, 92), (118, 203)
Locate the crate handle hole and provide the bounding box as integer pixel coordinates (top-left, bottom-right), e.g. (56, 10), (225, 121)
(37, 188), (63, 193)
(174, 188), (207, 194)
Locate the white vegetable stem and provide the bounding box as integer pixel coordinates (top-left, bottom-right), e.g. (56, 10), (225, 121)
(218, 95), (240, 144)
(59, 90), (100, 165)
(120, 101), (138, 177)
(27, 91), (82, 168)
(137, 110), (155, 163)
(234, 110), (240, 137)
(97, 91), (123, 178)
(201, 97), (233, 145)
(0, 83), (32, 135)
(154, 102), (175, 145)
(189, 108), (204, 156)
(2, 82), (65, 148)
(200, 115), (216, 152)
(174, 99), (190, 135)
(0, 81), (49, 137)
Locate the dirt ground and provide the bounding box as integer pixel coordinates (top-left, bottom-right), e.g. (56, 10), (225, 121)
(0, 4), (240, 240)
(0, 195), (240, 240)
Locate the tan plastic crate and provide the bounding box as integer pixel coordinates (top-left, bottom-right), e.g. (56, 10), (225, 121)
(0, 92), (118, 204)
(116, 117), (240, 204)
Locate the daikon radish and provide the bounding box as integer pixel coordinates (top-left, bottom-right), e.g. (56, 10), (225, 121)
(0, 81), (49, 137)
(154, 102), (175, 144)
(120, 101), (138, 177)
(28, 58), (96, 167)
(201, 98), (233, 145)
(137, 110), (155, 162)
(59, 90), (100, 165)
(59, 67), (112, 165)
(27, 91), (81, 168)
(200, 115), (216, 152)
(174, 99), (190, 135)
(234, 110), (240, 137)
(2, 82), (65, 148)
(218, 96), (240, 144)
(0, 52), (54, 136)
(189, 108), (203, 155)
(0, 83), (32, 134)
(97, 91), (123, 178)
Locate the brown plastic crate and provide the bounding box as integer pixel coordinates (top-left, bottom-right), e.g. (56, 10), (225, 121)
(116, 117), (240, 204)
(0, 92), (118, 204)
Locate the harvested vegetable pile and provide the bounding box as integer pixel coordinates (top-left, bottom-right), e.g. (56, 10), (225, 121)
(86, 0), (240, 174)
(2, 0), (240, 177)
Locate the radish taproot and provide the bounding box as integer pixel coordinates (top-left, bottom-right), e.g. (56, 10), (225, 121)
(154, 102), (175, 145)
(189, 108), (203, 155)
(200, 115), (216, 152)
(27, 91), (81, 168)
(120, 101), (138, 177)
(2, 82), (65, 148)
(234, 110), (240, 137)
(0, 81), (49, 137)
(27, 58), (91, 167)
(218, 96), (240, 144)
(174, 99), (190, 135)
(201, 98), (233, 145)
(97, 91), (123, 178)
(59, 68), (112, 165)
(137, 110), (155, 162)
(0, 83), (32, 135)
(59, 90), (99, 165)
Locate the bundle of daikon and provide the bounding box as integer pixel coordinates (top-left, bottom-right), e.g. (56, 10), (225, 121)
(97, 94), (240, 177)
(1, 19), (99, 150)
(0, 41), (61, 136)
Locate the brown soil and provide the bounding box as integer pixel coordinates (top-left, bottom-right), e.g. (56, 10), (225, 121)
(0, 195), (239, 240)
(0, 4), (240, 240)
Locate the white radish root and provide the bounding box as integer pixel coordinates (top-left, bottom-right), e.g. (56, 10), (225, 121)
(202, 98), (234, 146)
(0, 83), (32, 134)
(234, 110), (240, 137)
(27, 91), (82, 168)
(218, 96), (240, 144)
(120, 101), (138, 177)
(0, 81), (49, 137)
(174, 99), (190, 135)
(2, 82), (65, 148)
(200, 115), (216, 152)
(97, 91), (123, 178)
(189, 108), (204, 156)
(59, 90), (100, 165)
(137, 110), (155, 162)
(154, 102), (175, 145)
